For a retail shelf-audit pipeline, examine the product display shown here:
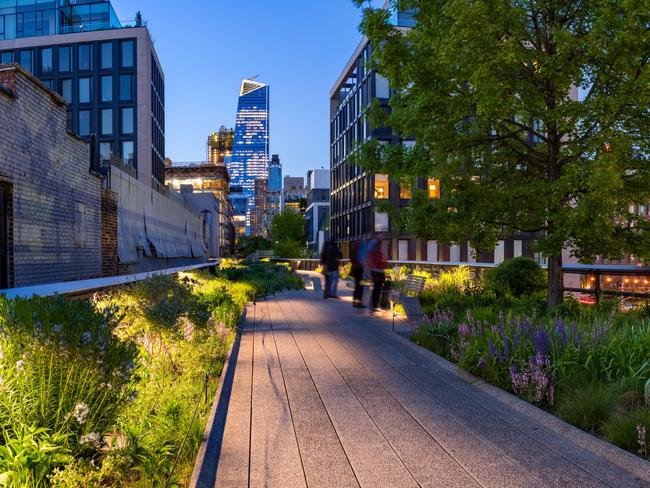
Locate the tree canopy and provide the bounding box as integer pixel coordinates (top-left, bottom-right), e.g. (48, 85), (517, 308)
(353, 0), (649, 305)
(271, 212), (307, 258)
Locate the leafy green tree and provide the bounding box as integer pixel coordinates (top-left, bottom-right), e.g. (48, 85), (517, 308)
(236, 236), (271, 258)
(271, 212), (307, 258)
(353, 0), (649, 306)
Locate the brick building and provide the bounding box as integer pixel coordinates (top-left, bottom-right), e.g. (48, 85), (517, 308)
(0, 64), (102, 287)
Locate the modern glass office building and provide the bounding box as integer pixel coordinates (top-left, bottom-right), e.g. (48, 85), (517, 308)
(0, 0), (165, 188)
(330, 1), (537, 263)
(229, 79), (269, 236)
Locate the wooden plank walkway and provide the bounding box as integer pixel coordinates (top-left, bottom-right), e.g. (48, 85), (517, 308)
(193, 283), (650, 488)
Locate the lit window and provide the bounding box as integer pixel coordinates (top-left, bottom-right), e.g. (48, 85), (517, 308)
(374, 174), (389, 200)
(400, 178), (412, 199)
(428, 179), (441, 199)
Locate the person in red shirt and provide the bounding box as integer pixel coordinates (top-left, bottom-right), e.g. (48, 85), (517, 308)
(366, 233), (388, 312)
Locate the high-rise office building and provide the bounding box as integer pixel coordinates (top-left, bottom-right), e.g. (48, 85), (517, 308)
(267, 154), (282, 223)
(207, 126), (234, 165)
(331, 1), (538, 263)
(282, 175), (306, 214)
(229, 78), (269, 235)
(251, 178), (269, 238)
(0, 1), (165, 188)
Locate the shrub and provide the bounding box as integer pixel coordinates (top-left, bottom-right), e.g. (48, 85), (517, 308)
(484, 257), (546, 298)
(556, 384), (621, 434)
(604, 409), (650, 456)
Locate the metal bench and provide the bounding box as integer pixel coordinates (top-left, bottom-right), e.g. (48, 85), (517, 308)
(390, 274), (427, 332)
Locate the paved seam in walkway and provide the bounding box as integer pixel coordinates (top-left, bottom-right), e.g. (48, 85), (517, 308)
(197, 285), (650, 488)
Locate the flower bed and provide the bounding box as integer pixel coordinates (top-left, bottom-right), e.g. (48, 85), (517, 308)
(410, 261), (650, 460)
(0, 262), (302, 487)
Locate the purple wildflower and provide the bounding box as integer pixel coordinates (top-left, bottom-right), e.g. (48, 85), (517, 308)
(532, 328), (550, 356)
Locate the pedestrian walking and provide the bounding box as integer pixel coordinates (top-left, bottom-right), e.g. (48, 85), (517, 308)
(320, 240), (342, 299)
(350, 238), (367, 308)
(366, 234), (388, 312)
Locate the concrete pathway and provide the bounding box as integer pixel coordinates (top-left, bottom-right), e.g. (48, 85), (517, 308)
(193, 280), (650, 488)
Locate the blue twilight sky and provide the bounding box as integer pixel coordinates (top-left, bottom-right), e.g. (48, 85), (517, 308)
(111, 0), (364, 179)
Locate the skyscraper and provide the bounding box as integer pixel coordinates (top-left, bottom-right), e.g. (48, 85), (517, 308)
(267, 154), (282, 224)
(207, 126), (234, 165)
(229, 79), (270, 235)
(0, 0), (165, 188)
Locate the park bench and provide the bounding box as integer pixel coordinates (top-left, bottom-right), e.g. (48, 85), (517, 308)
(389, 274), (427, 332)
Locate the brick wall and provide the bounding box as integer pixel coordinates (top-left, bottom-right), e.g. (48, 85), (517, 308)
(0, 64), (102, 286)
(101, 189), (119, 277)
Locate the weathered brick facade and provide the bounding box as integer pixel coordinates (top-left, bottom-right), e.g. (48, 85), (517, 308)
(101, 189), (119, 277)
(0, 64), (102, 287)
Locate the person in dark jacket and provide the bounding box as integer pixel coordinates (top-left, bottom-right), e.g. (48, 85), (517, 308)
(366, 235), (388, 312)
(320, 240), (342, 299)
(350, 239), (367, 308)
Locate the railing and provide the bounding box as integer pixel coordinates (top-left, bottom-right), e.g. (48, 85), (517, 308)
(273, 259), (650, 303)
(0, 262), (219, 299)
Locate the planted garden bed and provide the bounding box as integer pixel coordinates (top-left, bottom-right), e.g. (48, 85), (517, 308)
(407, 258), (650, 461)
(0, 262), (302, 487)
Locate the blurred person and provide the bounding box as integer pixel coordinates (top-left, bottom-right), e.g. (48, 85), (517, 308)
(350, 238), (368, 308)
(366, 234), (388, 312)
(320, 240), (342, 299)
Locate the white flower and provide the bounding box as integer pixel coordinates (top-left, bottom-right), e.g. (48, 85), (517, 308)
(80, 432), (102, 450)
(99, 382), (113, 390)
(72, 403), (90, 424)
(15, 360), (26, 373)
(52, 324), (63, 334)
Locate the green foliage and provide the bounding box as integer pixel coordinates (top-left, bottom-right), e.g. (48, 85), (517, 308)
(485, 258), (546, 298)
(557, 384), (621, 434)
(270, 212), (307, 258)
(604, 409), (650, 455)
(354, 1), (650, 305)
(235, 236), (271, 258)
(0, 262), (302, 486)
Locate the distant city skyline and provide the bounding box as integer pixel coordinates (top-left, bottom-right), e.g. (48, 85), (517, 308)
(109, 0), (363, 178)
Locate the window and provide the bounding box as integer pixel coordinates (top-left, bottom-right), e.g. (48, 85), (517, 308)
(375, 74), (390, 99)
(79, 77), (91, 103)
(100, 42), (112, 70)
(58, 46), (71, 72)
(374, 174), (389, 200)
(0, 52), (12, 64)
(100, 142), (112, 164)
(428, 179), (441, 199)
(19, 50), (32, 72)
(121, 107), (134, 134)
(40, 48), (52, 73)
(59, 79), (72, 103)
(121, 40), (134, 68)
(78, 44), (92, 71)
(42, 80), (53, 90)
(122, 141), (134, 166)
(74, 202), (87, 248)
(100, 76), (112, 102)
(399, 178), (413, 199)
(78, 110), (91, 136)
(101, 109), (112, 136)
(119, 74), (132, 101)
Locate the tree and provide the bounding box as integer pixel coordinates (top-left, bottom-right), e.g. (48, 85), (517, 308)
(270, 212), (307, 258)
(236, 236), (271, 257)
(353, 0), (649, 306)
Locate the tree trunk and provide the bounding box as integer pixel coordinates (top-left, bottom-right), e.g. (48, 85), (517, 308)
(547, 253), (564, 308)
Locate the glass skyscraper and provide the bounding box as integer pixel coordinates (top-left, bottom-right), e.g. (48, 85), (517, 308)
(229, 79), (269, 236)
